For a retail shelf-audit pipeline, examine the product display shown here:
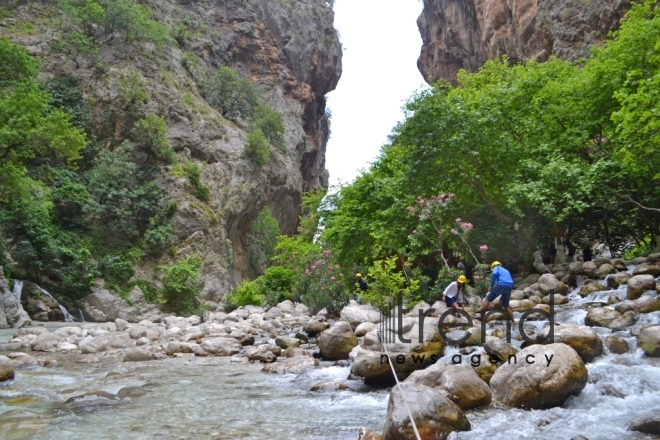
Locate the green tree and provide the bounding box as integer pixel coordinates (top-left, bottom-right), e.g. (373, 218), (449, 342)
(204, 67), (259, 120)
(253, 105), (285, 150)
(361, 256), (419, 313)
(132, 113), (171, 162)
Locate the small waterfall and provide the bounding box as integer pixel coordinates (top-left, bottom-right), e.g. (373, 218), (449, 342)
(79, 309), (85, 322)
(12, 279), (24, 300)
(36, 285), (75, 322)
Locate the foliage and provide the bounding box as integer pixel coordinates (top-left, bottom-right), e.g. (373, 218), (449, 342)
(160, 254), (202, 314)
(226, 279), (264, 308)
(132, 114), (172, 162)
(203, 67), (259, 120)
(245, 129), (270, 166)
(361, 256), (419, 313)
(294, 249), (349, 315)
(247, 207), (279, 275)
(260, 266), (296, 306)
(181, 161), (211, 202)
(99, 254), (135, 287)
(253, 105), (285, 151)
(42, 74), (93, 133)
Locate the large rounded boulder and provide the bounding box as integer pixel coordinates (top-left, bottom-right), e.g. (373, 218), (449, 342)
(319, 321), (358, 360)
(490, 343), (588, 409)
(340, 304), (381, 330)
(537, 323), (603, 363)
(637, 325), (660, 357)
(627, 275), (657, 300)
(405, 362), (491, 410)
(382, 382), (470, 440)
(0, 355), (15, 382)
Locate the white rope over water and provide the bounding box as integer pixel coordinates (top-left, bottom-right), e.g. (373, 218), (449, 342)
(378, 330), (421, 440)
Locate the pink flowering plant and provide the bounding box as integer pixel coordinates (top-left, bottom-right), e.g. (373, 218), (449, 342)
(407, 193), (456, 268)
(293, 249), (349, 315)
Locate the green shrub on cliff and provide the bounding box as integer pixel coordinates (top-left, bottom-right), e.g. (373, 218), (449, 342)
(226, 279), (264, 310)
(247, 207), (279, 274)
(132, 114), (172, 162)
(245, 129), (271, 165)
(253, 105), (285, 151)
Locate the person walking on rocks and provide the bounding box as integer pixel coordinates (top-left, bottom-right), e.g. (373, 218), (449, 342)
(355, 273), (368, 304)
(443, 275), (467, 316)
(475, 261), (516, 324)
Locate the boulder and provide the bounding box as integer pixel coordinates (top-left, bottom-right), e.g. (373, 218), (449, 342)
(584, 307), (621, 328)
(617, 295), (660, 314)
(627, 275), (657, 300)
(129, 326), (148, 339)
(490, 343), (588, 409)
(105, 334), (133, 349)
(629, 414), (660, 435)
(537, 274), (568, 295)
(405, 362), (491, 410)
(303, 319), (329, 336)
(261, 356), (318, 373)
(275, 300), (295, 314)
(569, 261), (584, 275)
(246, 344), (281, 363)
(84, 289), (120, 320)
(114, 318), (130, 332)
(64, 391), (121, 408)
(355, 322), (377, 337)
(632, 263), (660, 277)
(472, 354), (500, 384)
(597, 264), (615, 278)
(607, 311), (636, 331)
(648, 253), (660, 264)
(582, 261), (598, 277)
(537, 324), (603, 363)
(484, 337), (518, 362)
(200, 337), (240, 356)
(274, 336), (301, 349)
(310, 381), (349, 392)
(165, 341), (195, 355)
(605, 336), (629, 354)
(0, 355), (15, 382)
(358, 428), (382, 440)
(31, 333), (64, 352)
(382, 382), (470, 440)
(263, 307), (282, 320)
(283, 347), (309, 357)
(123, 348), (154, 362)
(607, 272), (632, 289)
(79, 336), (107, 354)
(319, 322), (358, 360)
(637, 325), (660, 357)
(340, 304), (382, 330)
(579, 283), (607, 297)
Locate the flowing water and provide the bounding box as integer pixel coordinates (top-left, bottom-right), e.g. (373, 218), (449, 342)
(12, 281), (23, 301)
(33, 285), (75, 323)
(1, 270), (659, 439)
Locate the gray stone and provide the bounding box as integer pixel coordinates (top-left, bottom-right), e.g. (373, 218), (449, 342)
(319, 321), (358, 360)
(124, 348), (155, 362)
(627, 275), (657, 300)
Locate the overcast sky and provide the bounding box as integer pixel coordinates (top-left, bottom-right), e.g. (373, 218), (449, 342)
(324, 0), (426, 187)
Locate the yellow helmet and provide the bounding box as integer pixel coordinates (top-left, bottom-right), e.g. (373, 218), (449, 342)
(356, 273), (362, 278)
(458, 275), (467, 283)
(491, 261), (501, 270)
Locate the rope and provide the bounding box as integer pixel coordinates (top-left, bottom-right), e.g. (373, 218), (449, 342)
(378, 330), (421, 440)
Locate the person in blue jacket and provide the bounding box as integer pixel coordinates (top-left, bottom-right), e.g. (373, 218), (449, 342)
(475, 261), (516, 324)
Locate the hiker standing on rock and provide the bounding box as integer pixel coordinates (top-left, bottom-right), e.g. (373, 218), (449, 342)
(443, 275), (467, 316)
(355, 273), (368, 304)
(475, 261), (516, 324)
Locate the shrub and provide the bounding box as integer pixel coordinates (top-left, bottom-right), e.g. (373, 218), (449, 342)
(160, 254), (202, 314)
(253, 105), (285, 151)
(100, 255), (135, 287)
(362, 256), (419, 313)
(294, 249), (349, 316)
(245, 129), (270, 165)
(226, 279), (264, 308)
(203, 66), (259, 120)
(247, 207), (279, 274)
(132, 113), (171, 161)
(261, 266), (296, 306)
(182, 161), (211, 202)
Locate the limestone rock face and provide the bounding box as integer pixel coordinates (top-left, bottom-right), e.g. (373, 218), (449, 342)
(382, 382), (471, 440)
(417, 0), (632, 84)
(490, 343), (588, 409)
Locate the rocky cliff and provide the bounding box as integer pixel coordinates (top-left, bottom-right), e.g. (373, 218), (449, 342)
(0, 0), (341, 304)
(417, 0), (632, 83)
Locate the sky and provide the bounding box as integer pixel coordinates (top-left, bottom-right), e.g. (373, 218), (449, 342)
(324, 0), (427, 187)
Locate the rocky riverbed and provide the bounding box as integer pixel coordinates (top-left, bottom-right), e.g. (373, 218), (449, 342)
(1, 255), (660, 439)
